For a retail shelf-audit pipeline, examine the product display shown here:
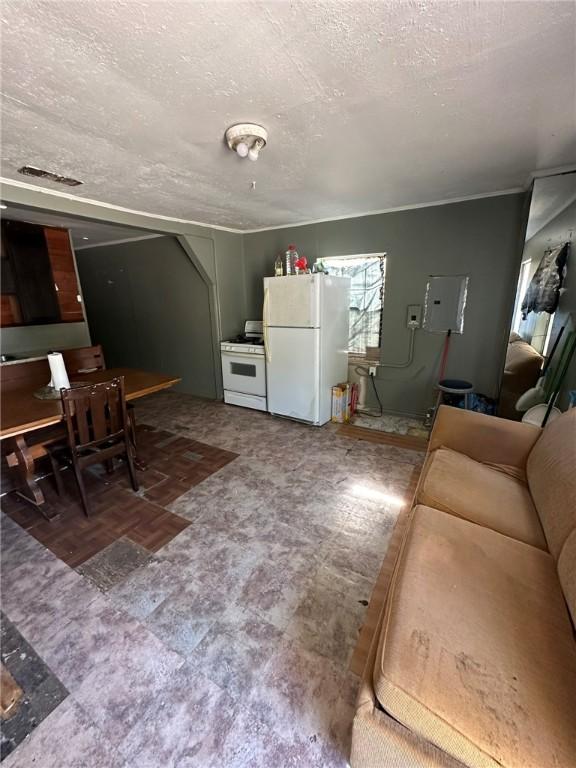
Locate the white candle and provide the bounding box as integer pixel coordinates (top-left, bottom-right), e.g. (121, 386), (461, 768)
(48, 352), (71, 391)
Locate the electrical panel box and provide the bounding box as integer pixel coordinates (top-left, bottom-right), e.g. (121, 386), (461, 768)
(406, 304), (422, 329)
(423, 275), (469, 334)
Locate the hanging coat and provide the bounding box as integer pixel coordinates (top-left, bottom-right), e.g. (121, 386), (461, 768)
(521, 243), (569, 319)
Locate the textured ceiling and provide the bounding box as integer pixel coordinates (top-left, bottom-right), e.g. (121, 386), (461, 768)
(1, 0), (575, 230)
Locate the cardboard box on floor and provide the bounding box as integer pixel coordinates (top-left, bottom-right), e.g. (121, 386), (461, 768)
(332, 382), (354, 423)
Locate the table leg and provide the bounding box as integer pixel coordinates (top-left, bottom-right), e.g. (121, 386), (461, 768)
(8, 435), (59, 521)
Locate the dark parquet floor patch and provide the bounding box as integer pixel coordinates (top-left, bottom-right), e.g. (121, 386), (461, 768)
(1, 425), (238, 570)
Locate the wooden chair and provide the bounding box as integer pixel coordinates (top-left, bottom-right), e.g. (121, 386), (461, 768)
(50, 376), (138, 516)
(59, 345), (139, 456)
(60, 344), (106, 375)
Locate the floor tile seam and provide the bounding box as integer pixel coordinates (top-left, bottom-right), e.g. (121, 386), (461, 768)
(189, 624), (267, 668)
(240, 637), (350, 740)
(113, 665), (234, 764)
(143, 613), (221, 661)
(283, 618), (364, 659)
(282, 620), (359, 668)
(2, 555), (96, 621)
(68, 694), (134, 763)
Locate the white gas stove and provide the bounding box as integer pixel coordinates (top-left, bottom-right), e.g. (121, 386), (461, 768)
(221, 321), (267, 411)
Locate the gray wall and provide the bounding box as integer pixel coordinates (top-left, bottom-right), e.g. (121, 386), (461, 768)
(212, 230), (248, 339)
(243, 193), (527, 416)
(1, 321), (91, 358)
(77, 236), (219, 398)
(1, 184), (247, 385)
(522, 199), (576, 409)
(2, 183), (528, 414)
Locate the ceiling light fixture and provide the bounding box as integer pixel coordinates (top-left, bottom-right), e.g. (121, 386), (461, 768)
(0, 203), (7, 210)
(225, 123), (268, 162)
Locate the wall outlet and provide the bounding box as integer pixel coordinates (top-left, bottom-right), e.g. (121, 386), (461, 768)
(407, 304), (422, 329)
(368, 365), (377, 377)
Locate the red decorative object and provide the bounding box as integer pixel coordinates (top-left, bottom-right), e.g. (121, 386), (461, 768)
(294, 256), (307, 272)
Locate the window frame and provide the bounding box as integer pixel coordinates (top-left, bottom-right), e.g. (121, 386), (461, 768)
(321, 253), (386, 358)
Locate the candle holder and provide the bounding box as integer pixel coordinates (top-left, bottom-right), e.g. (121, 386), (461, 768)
(33, 381), (91, 400)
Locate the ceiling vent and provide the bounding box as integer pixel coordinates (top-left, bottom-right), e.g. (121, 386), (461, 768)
(17, 165), (83, 187)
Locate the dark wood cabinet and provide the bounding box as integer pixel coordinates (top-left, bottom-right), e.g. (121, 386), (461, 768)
(0, 220), (84, 327)
(45, 228), (84, 323)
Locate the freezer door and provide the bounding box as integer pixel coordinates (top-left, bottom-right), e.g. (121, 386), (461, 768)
(266, 327), (319, 423)
(264, 275), (320, 328)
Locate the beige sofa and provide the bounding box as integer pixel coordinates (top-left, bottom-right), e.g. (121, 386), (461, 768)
(351, 405), (576, 768)
(498, 333), (543, 420)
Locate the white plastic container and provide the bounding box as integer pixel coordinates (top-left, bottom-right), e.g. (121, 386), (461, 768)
(522, 404), (562, 427)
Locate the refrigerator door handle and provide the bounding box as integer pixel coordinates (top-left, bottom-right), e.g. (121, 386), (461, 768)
(263, 287), (271, 363)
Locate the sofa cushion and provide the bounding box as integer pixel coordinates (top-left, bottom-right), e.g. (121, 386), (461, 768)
(504, 339), (543, 376)
(526, 407), (576, 559)
(558, 528), (576, 626)
(417, 447), (547, 549)
(374, 505), (576, 768)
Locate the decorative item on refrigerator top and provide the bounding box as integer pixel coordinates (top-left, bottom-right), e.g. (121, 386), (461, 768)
(294, 255), (308, 274)
(285, 244), (299, 276)
(274, 254), (283, 277)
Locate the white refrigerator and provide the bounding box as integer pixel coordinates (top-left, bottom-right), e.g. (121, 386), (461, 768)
(263, 274), (350, 426)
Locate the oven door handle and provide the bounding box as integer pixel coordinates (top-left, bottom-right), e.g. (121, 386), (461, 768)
(263, 287), (271, 363)
(221, 350), (263, 358)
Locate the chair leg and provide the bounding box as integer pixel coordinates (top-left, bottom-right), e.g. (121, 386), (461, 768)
(124, 443), (139, 493)
(47, 451), (65, 497)
(105, 459), (115, 475)
(72, 461), (91, 517)
(128, 407), (137, 452)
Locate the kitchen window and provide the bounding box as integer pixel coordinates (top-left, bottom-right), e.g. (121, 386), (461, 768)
(322, 254), (386, 356)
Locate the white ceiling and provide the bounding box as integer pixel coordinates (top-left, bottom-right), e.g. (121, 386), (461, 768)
(0, 204), (158, 249)
(1, 0), (575, 231)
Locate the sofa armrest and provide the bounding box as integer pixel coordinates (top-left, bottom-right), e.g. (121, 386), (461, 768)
(429, 405), (541, 470)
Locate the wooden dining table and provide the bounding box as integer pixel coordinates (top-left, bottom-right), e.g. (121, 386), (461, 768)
(1, 367), (181, 515)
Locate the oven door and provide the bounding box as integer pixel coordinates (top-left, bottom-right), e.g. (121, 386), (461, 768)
(221, 350), (266, 397)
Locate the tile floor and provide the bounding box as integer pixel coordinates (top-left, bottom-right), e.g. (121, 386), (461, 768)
(0, 391), (423, 767)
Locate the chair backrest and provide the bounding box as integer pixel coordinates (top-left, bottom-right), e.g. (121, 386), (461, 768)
(60, 345), (106, 375)
(61, 376), (128, 452)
